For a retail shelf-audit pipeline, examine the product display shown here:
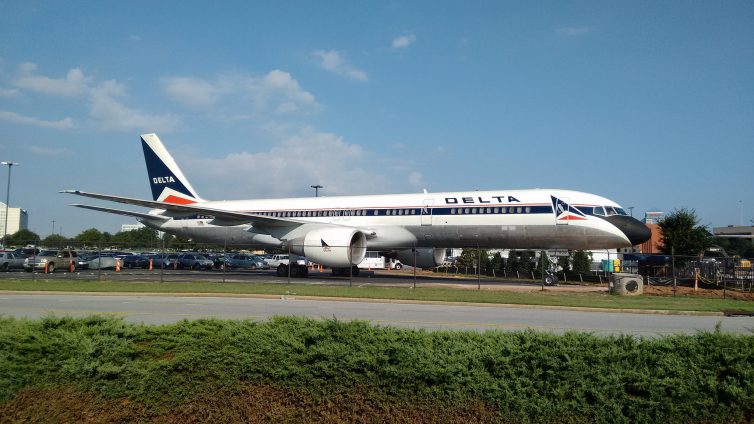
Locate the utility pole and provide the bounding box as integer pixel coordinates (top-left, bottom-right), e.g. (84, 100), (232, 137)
(311, 184), (323, 197)
(1, 161), (19, 248)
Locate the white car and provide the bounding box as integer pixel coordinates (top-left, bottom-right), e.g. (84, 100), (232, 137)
(0, 252), (25, 271)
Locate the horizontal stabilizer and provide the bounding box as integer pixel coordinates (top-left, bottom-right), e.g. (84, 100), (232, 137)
(61, 189), (293, 227)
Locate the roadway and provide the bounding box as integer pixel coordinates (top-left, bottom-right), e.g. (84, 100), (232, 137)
(1, 292), (752, 337)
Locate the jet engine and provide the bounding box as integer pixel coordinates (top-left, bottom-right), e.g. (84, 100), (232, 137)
(291, 228), (367, 268)
(396, 248), (446, 268)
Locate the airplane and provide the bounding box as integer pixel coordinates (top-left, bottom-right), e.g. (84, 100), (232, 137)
(62, 133), (651, 278)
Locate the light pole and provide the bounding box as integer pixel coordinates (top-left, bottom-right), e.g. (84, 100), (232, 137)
(311, 184), (323, 197)
(1, 161), (19, 248)
(628, 206), (634, 217)
(740, 200), (743, 226)
(51, 220), (56, 237)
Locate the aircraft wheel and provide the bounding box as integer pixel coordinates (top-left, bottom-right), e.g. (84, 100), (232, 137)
(277, 264), (287, 277)
(48, 263), (55, 273)
(543, 274), (558, 286)
(393, 263), (403, 270)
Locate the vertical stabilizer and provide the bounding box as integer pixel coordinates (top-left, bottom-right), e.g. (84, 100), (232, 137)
(140, 133), (204, 204)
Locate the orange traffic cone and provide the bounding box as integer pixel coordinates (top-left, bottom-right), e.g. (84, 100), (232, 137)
(69, 261), (74, 273)
(44, 262), (49, 274)
(149, 258), (153, 271)
(116, 259), (121, 272)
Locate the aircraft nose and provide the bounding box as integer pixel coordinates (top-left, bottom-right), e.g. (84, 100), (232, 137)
(602, 215), (652, 246)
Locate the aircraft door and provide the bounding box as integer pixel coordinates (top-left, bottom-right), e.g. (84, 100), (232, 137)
(421, 199), (433, 226)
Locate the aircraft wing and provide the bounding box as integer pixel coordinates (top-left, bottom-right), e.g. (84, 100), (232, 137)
(61, 189), (295, 227)
(70, 204), (170, 221)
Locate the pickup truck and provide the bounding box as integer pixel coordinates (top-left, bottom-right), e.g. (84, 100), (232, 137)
(0, 251), (25, 271)
(265, 254), (307, 268)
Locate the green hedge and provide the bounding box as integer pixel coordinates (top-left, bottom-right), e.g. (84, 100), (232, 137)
(1, 316), (752, 423)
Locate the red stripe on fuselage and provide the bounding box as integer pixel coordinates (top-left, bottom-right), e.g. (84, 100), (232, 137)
(163, 195), (196, 205)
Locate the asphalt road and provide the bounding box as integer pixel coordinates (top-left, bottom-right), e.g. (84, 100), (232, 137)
(1, 293), (752, 337)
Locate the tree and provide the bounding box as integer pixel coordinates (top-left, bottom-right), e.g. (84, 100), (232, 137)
(4, 229), (41, 245)
(535, 252), (551, 276)
(42, 234), (69, 246)
(457, 248), (490, 273)
(571, 250), (592, 273)
(658, 208), (711, 256)
(75, 228), (111, 246)
(506, 250), (534, 274)
(112, 227), (159, 249)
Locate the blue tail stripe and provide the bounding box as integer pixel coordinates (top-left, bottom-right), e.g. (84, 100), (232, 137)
(141, 138), (195, 201)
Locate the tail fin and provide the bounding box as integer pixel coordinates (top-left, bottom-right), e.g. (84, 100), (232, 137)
(140, 133), (204, 204)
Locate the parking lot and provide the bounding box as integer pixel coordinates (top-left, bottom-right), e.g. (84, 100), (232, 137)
(0, 264), (608, 293)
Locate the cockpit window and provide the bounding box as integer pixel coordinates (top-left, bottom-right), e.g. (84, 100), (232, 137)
(593, 206), (606, 216)
(605, 207), (618, 216)
(614, 207), (628, 216)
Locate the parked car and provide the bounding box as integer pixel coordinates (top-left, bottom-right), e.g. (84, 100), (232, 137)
(122, 254), (151, 269)
(224, 254), (269, 270)
(87, 255), (118, 270)
(176, 253), (214, 270)
(154, 253), (179, 269)
(0, 251), (25, 271)
(23, 250), (78, 273)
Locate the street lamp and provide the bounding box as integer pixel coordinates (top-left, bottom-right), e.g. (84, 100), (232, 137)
(628, 206), (634, 218)
(1, 161), (19, 248)
(311, 184), (323, 197)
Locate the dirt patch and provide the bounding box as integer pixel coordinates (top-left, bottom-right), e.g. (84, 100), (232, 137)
(643, 284), (754, 301)
(0, 385), (500, 423)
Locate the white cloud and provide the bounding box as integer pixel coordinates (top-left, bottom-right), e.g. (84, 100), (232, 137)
(89, 81), (180, 132)
(162, 77), (221, 109)
(8, 63), (180, 133)
(25, 145), (72, 156)
(14, 63), (90, 96)
(183, 128), (390, 198)
(557, 27), (590, 37)
(391, 34), (417, 49)
(0, 87), (19, 98)
(314, 50), (368, 82)
(161, 70), (317, 115)
(0, 110), (76, 129)
(408, 171), (423, 188)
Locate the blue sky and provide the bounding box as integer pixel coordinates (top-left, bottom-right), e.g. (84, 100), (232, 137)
(1, 1), (752, 236)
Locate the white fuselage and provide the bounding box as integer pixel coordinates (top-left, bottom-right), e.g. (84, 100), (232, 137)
(140, 188), (633, 250)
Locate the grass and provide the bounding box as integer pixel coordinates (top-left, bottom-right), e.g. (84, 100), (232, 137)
(0, 278), (752, 313)
(1, 316), (753, 422)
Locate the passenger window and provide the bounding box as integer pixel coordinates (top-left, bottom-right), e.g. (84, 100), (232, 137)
(525, 207), (531, 213)
(501, 207), (507, 214)
(517, 207), (522, 214)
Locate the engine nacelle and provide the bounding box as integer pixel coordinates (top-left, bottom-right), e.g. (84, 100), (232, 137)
(396, 248), (445, 269)
(291, 228), (367, 268)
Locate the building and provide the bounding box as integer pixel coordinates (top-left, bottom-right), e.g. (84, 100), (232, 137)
(0, 201), (29, 238)
(640, 212), (664, 254)
(713, 225), (754, 247)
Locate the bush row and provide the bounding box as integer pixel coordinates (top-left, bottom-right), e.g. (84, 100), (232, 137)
(1, 316), (752, 422)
